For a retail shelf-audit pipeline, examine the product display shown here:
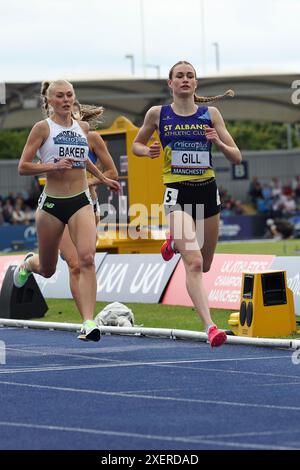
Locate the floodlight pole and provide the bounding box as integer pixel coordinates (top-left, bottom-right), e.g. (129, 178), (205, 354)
(125, 54), (135, 75)
(140, 0), (146, 77)
(212, 42), (220, 72)
(200, 0), (206, 75)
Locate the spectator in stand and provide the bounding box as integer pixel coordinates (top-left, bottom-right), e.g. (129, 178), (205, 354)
(23, 205), (36, 224)
(282, 181), (293, 197)
(256, 196), (272, 215)
(2, 198), (14, 224)
(261, 182), (272, 201)
(234, 200), (245, 215)
(271, 177), (282, 198)
(295, 185), (300, 210)
(282, 193), (297, 216)
(248, 177), (263, 206)
(248, 177), (258, 198)
(294, 181), (300, 206)
(0, 200), (4, 225)
(291, 175), (300, 192)
(271, 193), (284, 219)
(221, 201), (234, 217)
(11, 197), (29, 225)
(6, 193), (16, 204)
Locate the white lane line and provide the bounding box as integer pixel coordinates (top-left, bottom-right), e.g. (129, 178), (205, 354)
(259, 381), (300, 387)
(5, 347), (132, 362)
(0, 354), (292, 375)
(154, 364), (300, 381)
(4, 347), (124, 363)
(1, 379), (300, 412)
(183, 439), (300, 450)
(183, 439), (298, 450)
(192, 429), (300, 439)
(0, 420), (297, 450)
(5, 343), (175, 355)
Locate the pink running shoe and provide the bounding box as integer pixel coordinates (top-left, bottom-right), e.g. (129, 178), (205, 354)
(161, 234), (177, 261)
(207, 326), (227, 348)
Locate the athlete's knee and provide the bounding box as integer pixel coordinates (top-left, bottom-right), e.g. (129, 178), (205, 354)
(78, 252), (95, 269)
(185, 255), (203, 273)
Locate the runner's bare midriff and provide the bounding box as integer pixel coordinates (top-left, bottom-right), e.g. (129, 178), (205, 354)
(45, 168), (88, 197)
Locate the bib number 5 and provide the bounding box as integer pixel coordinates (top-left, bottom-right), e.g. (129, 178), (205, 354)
(163, 187), (179, 206)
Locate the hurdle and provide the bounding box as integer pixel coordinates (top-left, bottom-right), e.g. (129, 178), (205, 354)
(0, 318), (300, 350)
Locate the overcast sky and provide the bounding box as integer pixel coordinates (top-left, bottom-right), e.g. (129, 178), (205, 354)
(1, 0), (300, 82)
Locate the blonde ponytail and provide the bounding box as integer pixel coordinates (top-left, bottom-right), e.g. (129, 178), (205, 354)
(40, 81), (51, 117)
(194, 89), (235, 104)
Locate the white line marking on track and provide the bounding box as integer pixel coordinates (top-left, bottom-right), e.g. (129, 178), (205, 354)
(0, 354), (292, 375)
(192, 429), (300, 439)
(154, 364), (300, 381)
(0, 420), (297, 450)
(258, 381), (300, 387)
(1, 379), (300, 412)
(5, 347), (121, 363)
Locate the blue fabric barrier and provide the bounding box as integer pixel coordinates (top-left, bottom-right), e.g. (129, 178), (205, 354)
(0, 224), (37, 251)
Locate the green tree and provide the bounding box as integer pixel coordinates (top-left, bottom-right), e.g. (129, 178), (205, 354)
(0, 129), (30, 160)
(226, 121), (300, 150)
(0, 122), (299, 160)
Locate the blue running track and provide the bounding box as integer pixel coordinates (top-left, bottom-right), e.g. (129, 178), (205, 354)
(0, 327), (300, 451)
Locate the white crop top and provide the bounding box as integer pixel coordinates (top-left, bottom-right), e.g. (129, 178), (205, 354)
(37, 118), (89, 167)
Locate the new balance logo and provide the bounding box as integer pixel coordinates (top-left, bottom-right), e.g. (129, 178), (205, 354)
(44, 202), (55, 209)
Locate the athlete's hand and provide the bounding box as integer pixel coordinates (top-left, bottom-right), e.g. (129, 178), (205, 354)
(147, 141), (161, 158)
(54, 157), (74, 170)
(104, 177), (121, 192)
(204, 127), (222, 146)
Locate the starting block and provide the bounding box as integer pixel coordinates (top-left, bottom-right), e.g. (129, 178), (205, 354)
(228, 270), (296, 337)
(0, 264), (48, 319)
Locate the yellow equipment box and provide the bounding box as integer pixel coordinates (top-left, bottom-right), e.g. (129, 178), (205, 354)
(96, 116), (167, 253)
(228, 270), (296, 337)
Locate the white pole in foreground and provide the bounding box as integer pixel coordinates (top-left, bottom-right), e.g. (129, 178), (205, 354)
(200, 0), (206, 75)
(0, 318), (299, 350)
(140, 0), (146, 77)
(212, 42), (220, 72)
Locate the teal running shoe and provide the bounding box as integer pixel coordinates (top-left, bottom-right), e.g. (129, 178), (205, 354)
(13, 252), (34, 288)
(77, 320), (101, 342)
